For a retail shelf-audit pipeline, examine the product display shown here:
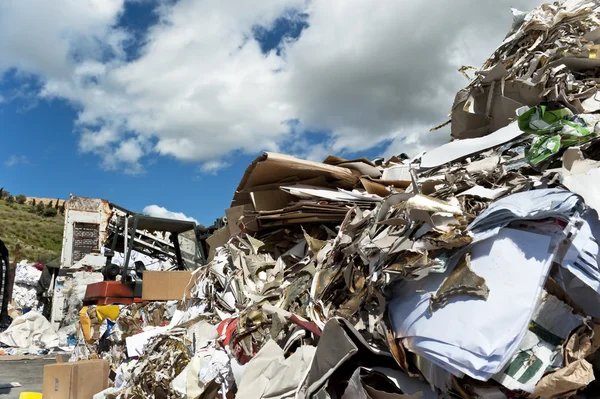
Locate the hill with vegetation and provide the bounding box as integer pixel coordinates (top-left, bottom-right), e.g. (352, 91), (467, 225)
(0, 190), (65, 264)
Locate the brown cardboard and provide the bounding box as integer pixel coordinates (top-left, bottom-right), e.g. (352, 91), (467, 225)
(206, 225), (231, 260)
(42, 359), (109, 399)
(142, 271), (193, 300)
(360, 177), (409, 197)
(322, 155), (382, 178)
(250, 190), (295, 212)
(225, 204), (258, 236)
(232, 152), (358, 206)
(247, 176), (329, 193)
(360, 177), (392, 197)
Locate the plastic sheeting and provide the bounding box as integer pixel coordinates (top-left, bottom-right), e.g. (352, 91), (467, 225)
(0, 311), (59, 349)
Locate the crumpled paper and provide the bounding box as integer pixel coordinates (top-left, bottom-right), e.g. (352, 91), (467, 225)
(531, 359), (595, 399)
(14, 260), (42, 286)
(12, 284), (39, 309)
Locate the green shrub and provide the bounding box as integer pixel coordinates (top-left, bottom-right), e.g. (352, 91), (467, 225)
(16, 194), (27, 204)
(35, 202), (45, 214)
(43, 207), (58, 217)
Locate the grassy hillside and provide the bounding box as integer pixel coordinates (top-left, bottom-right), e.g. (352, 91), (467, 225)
(0, 200), (64, 264)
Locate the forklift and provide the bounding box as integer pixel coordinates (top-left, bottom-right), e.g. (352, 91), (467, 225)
(84, 214), (211, 305)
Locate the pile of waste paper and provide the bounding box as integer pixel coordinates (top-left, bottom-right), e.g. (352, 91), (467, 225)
(12, 260), (43, 312)
(5, 0), (600, 398)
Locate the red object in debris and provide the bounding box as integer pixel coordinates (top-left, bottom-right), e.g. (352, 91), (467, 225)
(83, 281), (145, 306)
(289, 314), (321, 337)
(216, 318), (252, 364)
(33, 263), (45, 271)
(216, 318), (238, 346)
(556, 218), (568, 228)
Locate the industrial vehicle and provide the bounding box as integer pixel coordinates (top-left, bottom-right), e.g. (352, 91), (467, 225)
(83, 214), (218, 305)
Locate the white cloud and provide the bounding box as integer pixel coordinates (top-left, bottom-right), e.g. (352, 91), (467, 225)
(143, 204), (198, 224)
(0, 0), (126, 78)
(4, 155), (30, 167)
(1, 0), (542, 172)
(199, 160), (230, 175)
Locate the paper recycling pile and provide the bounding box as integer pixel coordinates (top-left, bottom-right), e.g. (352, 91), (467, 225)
(12, 260), (43, 311)
(29, 1), (600, 398)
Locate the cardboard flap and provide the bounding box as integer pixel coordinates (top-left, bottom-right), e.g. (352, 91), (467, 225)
(232, 152), (358, 205)
(142, 271), (193, 301)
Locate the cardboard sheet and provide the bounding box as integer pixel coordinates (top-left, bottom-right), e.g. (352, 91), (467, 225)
(381, 165), (412, 183)
(142, 271), (193, 300)
(322, 155), (382, 178)
(125, 326), (169, 357)
(225, 204), (258, 235)
(360, 177), (393, 197)
(420, 123), (524, 169)
(206, 225), (231, 260)
(457, 186), (509, 200)
(251, 190), (296, 212)
(232, 152), (358, 206)
(280, 185), (375, 203)
(560, 149), (600, 214)
(236, 340), (316, 399)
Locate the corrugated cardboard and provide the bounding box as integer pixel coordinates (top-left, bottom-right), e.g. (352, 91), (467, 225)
(232, 152), (358, 206)
(206, 225), (231, 260)
(250, 190), (296, 212)
(142, 271), (193, 300)
(322, 155), (382, 178)
(42, 359), (109, 399)
(225, 204), (258, 236)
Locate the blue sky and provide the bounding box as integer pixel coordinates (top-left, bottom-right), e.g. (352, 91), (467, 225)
(0, 0), (539, 225)
(0, 1), (379, 225)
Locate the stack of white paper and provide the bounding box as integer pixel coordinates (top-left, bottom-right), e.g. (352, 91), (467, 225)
(465, 189), (600, 328)
(388, 228), (553, 380)
(562, 208), (600, 295)
(468, 189), (581, 236)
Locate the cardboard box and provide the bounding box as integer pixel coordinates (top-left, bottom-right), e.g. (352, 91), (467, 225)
(142, 271), (193, 300)
(42, 359), (109, 399)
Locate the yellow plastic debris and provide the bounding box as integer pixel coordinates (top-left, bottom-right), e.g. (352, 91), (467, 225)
(79, 306), (92, 342)
(19, 393), (43, 399)
(96, 305), (120, 323)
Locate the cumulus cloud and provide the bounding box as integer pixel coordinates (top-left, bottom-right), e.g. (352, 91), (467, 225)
(199, 160), (231, 175)
(0, 0), (126, 78)
(4, 155), (30, 167)
(143, 205), (198, 224)
(1, 0), (542, 172)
